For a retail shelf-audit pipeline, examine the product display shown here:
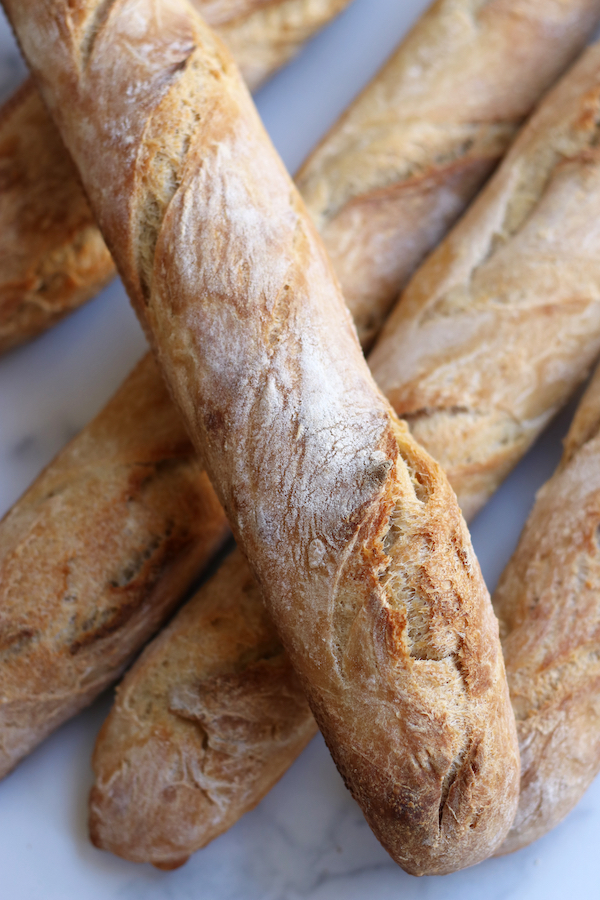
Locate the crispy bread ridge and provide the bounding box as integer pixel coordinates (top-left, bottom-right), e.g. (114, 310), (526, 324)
(370, 43), (600, 521)
(494, 362), (600, 852)
(0, 353), (230, 778)
(4, 0), (518, 873)
(89, 548), (317, 869)
(297, 0), (600, 347)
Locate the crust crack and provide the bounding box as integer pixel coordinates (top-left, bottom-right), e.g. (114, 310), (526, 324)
(421, 91), (600, 328)
(379, 446), (463, 666)
(134, 51), (208, 303)
(311, 120), (516, 226)
(79, 0), (119, 69)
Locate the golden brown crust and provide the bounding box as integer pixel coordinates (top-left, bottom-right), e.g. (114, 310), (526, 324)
(494, 362), (600, 853)
(0, 353), (230, 778)
(369, 43), (600, 521)
(5, 0), (518, 873)
(297, 0), (600, 347)
(0, 80), (114, 354)
(89, 548), (317, 869)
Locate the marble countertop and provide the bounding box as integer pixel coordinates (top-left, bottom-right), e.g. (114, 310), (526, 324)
(1, 1), (599, 897)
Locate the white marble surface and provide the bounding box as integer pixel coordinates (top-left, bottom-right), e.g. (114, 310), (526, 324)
(0, 1), (599, 896)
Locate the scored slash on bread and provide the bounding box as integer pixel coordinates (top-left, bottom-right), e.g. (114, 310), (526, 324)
(2, 0), (519, 874)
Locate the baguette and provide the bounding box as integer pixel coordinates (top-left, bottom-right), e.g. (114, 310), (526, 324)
(0, 353), (230, 779)
(5, 0), (518, 873)
(2, 0), (598, 354)
(89, 548), (317, 869)
(369, 43), (600, 522)
(0, 0), (353, 354)
(297, 0), (600, 347)
(494, 361), (600, 853)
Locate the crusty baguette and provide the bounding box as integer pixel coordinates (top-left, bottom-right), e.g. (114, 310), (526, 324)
(369, 43), (600, 522)
(493, 361), (600, 854)
(5, 0), (518, 874)
(297, 0), (600, 347)
(89, 548), (317, 869)
(0, 352), (230, 779)
(0, 0), (353, 354)
(2, 0), (598, 355)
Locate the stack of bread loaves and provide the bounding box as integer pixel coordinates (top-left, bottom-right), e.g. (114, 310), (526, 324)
(2, 0), (600, 884)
